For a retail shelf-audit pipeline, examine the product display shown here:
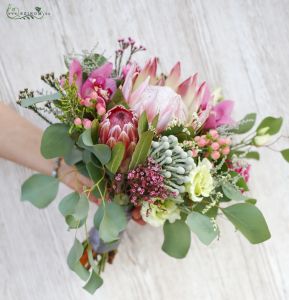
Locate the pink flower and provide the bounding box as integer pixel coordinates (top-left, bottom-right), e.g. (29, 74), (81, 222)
(121, 58), (213, 132)
(74, 117), (82, 126)
(69, 60), (117, 116)
(82, 119), (92, 129)
(203, 100), (234, 129)
(99, 105), (138, 158)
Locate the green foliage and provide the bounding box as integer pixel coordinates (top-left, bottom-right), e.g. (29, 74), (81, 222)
(281, 149), (289, 163)
(245, 151), (260, 160)
(186, 212), (218, 245)
(41, 123), (74, 159)
(83, 270), (103, 294)
(67, 239), (90, 281)
(21, 174), (59, 208)
(86, 162), (106, 199)
(231, 113), (256, 134)
(58, 193), (89, 229)
(64, 146), (83, 165)
(129, 131), (154, 170)
(256, 116), (283, 135)
(221, 203), (271, 244)
(91, 119), (99, 144)
(221, 182), (248, 201)
(162, 220), (191, 259)
(138, 111), (149, 136)
(106, 142), (125, 174)
(98, 202), (128, 243)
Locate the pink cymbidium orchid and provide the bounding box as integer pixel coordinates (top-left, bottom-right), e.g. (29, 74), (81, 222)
(69, 59), (116, 116)
(121, 57), (213, 132)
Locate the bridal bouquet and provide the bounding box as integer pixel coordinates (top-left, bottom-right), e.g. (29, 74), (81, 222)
(17, 38), (289, 294)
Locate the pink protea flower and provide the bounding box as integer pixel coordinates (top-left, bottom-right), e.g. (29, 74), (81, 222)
(99, 105), (138, 157)
(69, 59), (117, 116)
(121, 58), (213, 132)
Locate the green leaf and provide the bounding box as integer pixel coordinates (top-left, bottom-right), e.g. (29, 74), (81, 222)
(78, 129), (94, 147)
(138, 111), (149, 136)
(91, 119), (99, 144)
(151, 114), (159, 129)
(231, 113), (256, 134)
(229, 171), (249, 192)
(59, 192), (80, 216)
(94, 204), (105, 230)
(222, 182), (248, 201)
(186, 212), (218, 245)
(86, 162), (106, 199)
(41, 124), (74, 159)
(72, 261), (90, 281)
(257, 116), (283, 135)
(99, 202), (127, 243)
(162, 220), (191, 259)
(74, 194), (89, 220)
(65, 215), (85, 229)
(21, 92), (61, 108)
(67, 239), (84, 270)
(245, 151), (260, 160)
(221, 203), (271, 244)
(245, 198), (257, 205)
(64, 146), (83, 165)
(91, 144), (111, 165)
(21, 174), (59, 208)
(129, 131), (154, 170)
(83, 270), (103, 294)
(281, 149), (289, 163)
(106, 142), (125, 174)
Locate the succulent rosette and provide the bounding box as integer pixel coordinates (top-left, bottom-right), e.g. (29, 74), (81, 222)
(17, 38), (289, 294)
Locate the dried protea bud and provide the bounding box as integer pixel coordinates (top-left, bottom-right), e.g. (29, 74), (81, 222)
(99, 105), (138, 158)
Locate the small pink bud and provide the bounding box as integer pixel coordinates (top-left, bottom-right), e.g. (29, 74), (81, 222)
(197, 138), (207, 147)
(82, 119), (92, 129)
(211, 142), (220, 151)
(80, 99), (85, 105)
(74, 117), (82, 126)
(194, 136), (201, 142)
(218, 137), (227, 145)
(211, 151), (221, 160)
(191, 149), (198, 157)
(222, 146), (230, 155)
(209, 129), (219, 139)
(84, 98), (92, 107)
(96, 103), (106, 116)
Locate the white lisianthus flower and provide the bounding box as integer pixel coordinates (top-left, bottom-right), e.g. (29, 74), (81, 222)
(186, 158), (214, 202)
(140, 199), (181, 227)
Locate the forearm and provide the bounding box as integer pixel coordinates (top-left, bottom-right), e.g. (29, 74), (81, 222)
(0, 102), (55, 175)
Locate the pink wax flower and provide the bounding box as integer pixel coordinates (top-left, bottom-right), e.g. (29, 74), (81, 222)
(228, 161), (251, 183)
(121, 58), (213, 132)
(203, 100), (234, 129)
(82, 119), (92, 129)
(74, 117), (82, 126)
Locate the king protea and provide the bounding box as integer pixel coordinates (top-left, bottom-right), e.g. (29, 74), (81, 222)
(99, 105), (138, 158)
(121, 57), (213, 132)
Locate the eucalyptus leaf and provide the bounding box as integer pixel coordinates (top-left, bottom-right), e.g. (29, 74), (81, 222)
(21, 174), (59, 208)
(99, 202), (127, 243)
(106, 142), (125, 174)
(162, 220), (191, 259)
(186, 212), (218, 245)
(222, 182), (248, 201)
(129, 131), (154, 170)
(67, 239), (84, 270)
(221, 203), (271, 244)
(41, 123), (74, 159)
(92, 144), (111, 165)
(86, 162), (106, 199)
(59, 192), (80, 216)
(83, 270), (103, 294)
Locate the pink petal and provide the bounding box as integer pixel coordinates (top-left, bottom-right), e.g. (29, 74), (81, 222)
(129, 76), (150, 106)
(90, 62), (113, 78)
(122, 63), (137, 101)
(81, 78), (94, 99)
(165, 62), (181, 90)
(105, 78), (117, 94)
(69, 59), (83, 91)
